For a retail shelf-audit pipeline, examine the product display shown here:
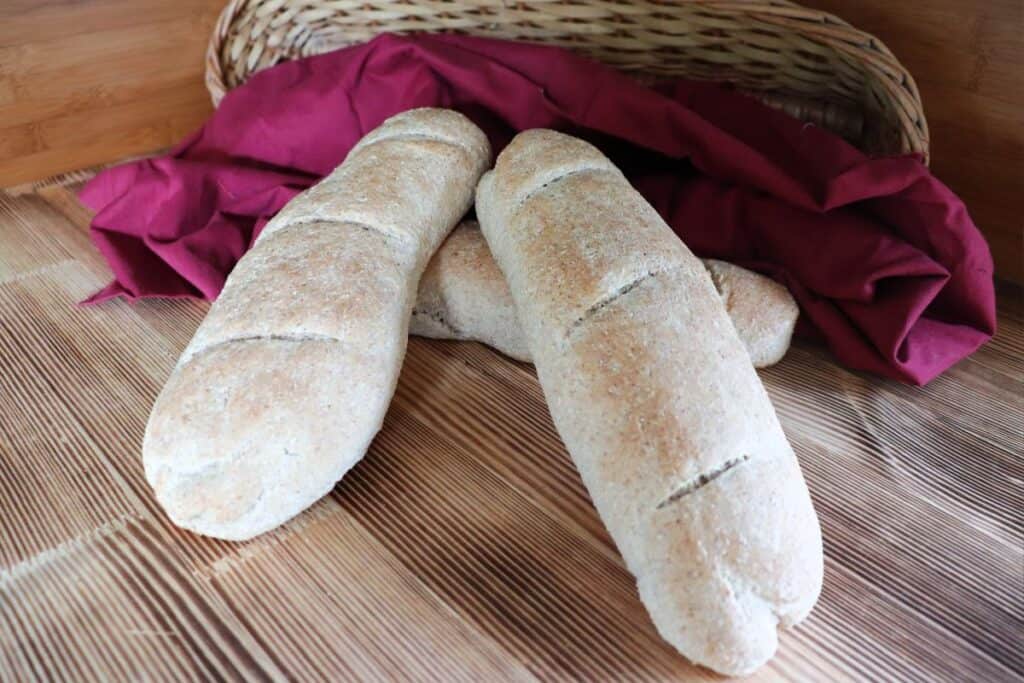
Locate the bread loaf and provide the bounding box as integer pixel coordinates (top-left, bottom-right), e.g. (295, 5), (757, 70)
(701, 258), (798, 367)
(411, 221), (528, 361)
(411, 221), (798, 367)
(143, 108), (490, 541)
(475, 130), (822, 676)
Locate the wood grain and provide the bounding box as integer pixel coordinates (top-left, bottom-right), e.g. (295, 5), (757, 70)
(0, 173), (1021, 681)
(0, 0), (222, 187)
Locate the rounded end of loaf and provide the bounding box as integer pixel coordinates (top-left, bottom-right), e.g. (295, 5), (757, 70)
(651, 585), (778, 677)
(262, 107), (491, 261)
(143, 338), (398, 541)
(704, 259), (799, 368)
(350, 107), (491, 172)
(491, 129), (622, 209)
(638, 454), (823, 676)
(643, 558), (823, 677)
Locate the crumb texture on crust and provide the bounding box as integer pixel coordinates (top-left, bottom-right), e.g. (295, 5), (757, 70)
(410, 221), (799, 367)
(476, 129), (822, 676)
(144, 108), (491, 541)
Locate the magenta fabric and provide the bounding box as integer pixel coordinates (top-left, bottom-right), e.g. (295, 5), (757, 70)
(80, 33), (996, 384)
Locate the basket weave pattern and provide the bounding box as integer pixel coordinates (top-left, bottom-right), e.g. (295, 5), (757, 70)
(205, 0), (928, 160)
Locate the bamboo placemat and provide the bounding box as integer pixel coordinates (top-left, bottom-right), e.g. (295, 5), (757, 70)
(0, 172), (1021, 681)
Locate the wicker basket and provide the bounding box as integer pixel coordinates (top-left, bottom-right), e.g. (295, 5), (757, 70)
(205, 0), (928, 161)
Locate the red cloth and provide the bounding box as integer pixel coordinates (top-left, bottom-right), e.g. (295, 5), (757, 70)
(80, 33), (996, 384)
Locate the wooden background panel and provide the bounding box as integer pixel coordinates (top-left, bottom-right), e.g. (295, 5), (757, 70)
(0, 0), (1020, 282)
(0, 0), (222, 186)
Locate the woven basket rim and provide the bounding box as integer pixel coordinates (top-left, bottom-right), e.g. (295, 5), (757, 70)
(204, 0), (928, 162)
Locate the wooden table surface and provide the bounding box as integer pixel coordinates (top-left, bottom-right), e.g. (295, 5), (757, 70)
(1, 171), (1021, 682)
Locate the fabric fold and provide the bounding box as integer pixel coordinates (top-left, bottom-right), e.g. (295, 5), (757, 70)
(80, 33), (996, 384)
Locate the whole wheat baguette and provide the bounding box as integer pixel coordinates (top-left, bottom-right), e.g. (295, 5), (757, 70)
(411, 221), (798, 367)
(475, 130), (822, 676)
(143, 109), (490, 541)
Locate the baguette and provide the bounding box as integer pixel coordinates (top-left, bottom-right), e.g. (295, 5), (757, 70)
(411, 221), (798, 367)
(143, 109), (490, 541)
(475, 130), (822, 676)
(411, 221), (528, 361)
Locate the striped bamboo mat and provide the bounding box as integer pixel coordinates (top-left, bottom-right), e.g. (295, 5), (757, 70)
(1, 172), (1021, 681)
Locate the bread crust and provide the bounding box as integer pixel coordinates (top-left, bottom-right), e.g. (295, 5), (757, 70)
(475, 129), (822, 676)
(411, 221), (798, 367)
(143, 108), (490, 540)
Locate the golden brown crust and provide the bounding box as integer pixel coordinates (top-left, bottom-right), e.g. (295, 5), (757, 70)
(145, 338), (393, 540)
(144, 108), (490, 540)
(263, 137), (484, 262)
(410, 221), (529, 361)
(411, 222), (799, 368)
(703, 259), (798, 367)
(476, 130), (822, 676)
(182, 223), (408, 367)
